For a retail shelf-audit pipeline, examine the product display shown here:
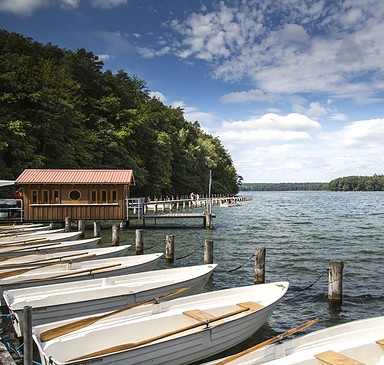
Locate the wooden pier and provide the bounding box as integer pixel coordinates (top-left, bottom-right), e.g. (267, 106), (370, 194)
(125, 196), (249, 227)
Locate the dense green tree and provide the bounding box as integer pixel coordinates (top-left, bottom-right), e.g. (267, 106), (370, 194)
(0, 29), (240, 197)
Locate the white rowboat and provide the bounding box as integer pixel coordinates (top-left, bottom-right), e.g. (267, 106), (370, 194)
(4, 264), (216, 337)
(32, 282), (288, 365)
(0, 237), (100, 255)
(0, 253), (163, 305)
(0, 228), (65, 241)
(0, 231), (82, 248)
(208, 316), (384, 365)
(0, 244), (131, 268)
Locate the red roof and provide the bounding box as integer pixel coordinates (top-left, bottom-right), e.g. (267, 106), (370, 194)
(16, 169), (134, 185)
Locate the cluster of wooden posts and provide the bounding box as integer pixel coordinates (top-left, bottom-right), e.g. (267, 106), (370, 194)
(84, 223), (345, 308)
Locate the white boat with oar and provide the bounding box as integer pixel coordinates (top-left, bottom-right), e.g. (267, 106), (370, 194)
(0, 230), (81, 246)
(206, 316), (384, 365)
(0, 237), (101, 256)
(4, 263), (216, 337)
(0, 253), (163, 306)
(0, 244), (130, 268)
(0, 227), (64, 241)
(0, 224), (52, 235)
(32, 282), (288, 365)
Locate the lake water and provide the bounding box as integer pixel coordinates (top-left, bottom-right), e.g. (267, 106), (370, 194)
(100, 191), (383, 359)
(2, 191), (383, 363)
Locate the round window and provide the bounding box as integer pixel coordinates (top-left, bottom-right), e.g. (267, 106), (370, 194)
(69, 189), (81, 201)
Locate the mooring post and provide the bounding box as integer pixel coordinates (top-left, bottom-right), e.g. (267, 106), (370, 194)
(64, 216), (71, 232)
(78, 220), (85, 238)
(328, 259), (343, 306)
(23, 305), (32, 365)
(203, 213), (212, 228)
(93, 221), (100, 237)
(112, 224), (120, 246)
(204, 239), (214, 264)
(254, 248), (266, 284)
(135, 229), (144, 255)
(165, 234), (175, 263)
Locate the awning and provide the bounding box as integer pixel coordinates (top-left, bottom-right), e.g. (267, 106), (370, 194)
(0, 180), (15, 187)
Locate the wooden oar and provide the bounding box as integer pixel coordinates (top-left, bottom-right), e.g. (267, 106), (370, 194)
(0, 237), (49, 247)
(0, 254), (96, 279)
(69, 305), (251, 362)
(40, 286), (191, 342)
(211, 318), (320, 365)
(0, 245), (71, 261)
(22, 263), (122, 283)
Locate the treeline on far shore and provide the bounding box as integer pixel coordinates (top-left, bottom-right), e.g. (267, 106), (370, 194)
(240, 174), (384, 192)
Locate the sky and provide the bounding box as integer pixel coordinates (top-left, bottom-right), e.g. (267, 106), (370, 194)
(1, 0), (384, 183)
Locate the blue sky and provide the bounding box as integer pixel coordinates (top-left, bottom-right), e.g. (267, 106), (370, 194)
(1, 0), (384, 183)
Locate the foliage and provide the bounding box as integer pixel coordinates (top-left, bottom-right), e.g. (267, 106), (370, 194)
(328, 174), (384, 191)
(0, 30), (240, 196)
(240, 182), (329, 191)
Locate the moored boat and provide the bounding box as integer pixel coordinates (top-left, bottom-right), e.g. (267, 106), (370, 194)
(0, 231), (81, 246)
(32, 282), (288, 365)
(0, 244), (130, 268)
(0, 236), (99, 255)
(0, 253), (163, 305)
(206, 316), (384, 365)
(4, 263), (216, 337)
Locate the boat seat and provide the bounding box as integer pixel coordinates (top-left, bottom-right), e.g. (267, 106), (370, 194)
(237, 301), (264, 311)
(376, 339), (384, 346)
(183, 309), (224, 326)
(314, 350), (365, 365)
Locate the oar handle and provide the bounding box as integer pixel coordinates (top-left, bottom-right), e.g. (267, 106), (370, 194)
(39, 287), (191, 342)
(70, 306), (251, 362)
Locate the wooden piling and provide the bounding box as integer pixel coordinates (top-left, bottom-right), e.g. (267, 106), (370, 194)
(204, 239), (214, 264)
(64, 216), (71, 232)
(254, 248), (266, 284)
(165, 234), (175, 263)
(112, 224), (120, 246)
(78, 220), (85, 238)
(328, 259), (343, 305)
(93, 221), (100, 237)
(203, 213), (212, 228)
(23, 306), (32, 365)
(135, 229), (144, 255)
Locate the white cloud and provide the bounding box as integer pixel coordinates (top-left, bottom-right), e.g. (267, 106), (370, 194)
(137, 46), (170, 58)
(150, 91), (167, 104)
(97, 54), (112, 62)
(171, 101), (217, 124)
(151, 1), (384, 104)
(0, 0), (50, 16)
(91, 0), (127, 9)
(221, 89), (283, 104)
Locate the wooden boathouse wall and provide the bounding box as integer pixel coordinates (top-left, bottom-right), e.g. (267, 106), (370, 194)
(15, 169), (134, 223)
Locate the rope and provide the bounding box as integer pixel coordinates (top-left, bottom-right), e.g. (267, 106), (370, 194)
(176, 245), (204, 260)
(292, 269), (329, 292)
(227, 254), (255, 272)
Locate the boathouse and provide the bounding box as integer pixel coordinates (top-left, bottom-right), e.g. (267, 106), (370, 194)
(15, 169), (135, 223)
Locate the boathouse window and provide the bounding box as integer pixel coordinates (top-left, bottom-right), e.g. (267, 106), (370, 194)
(69, 189), (81, 201)
(100, 190), (107, 203)
(111, 190), (117, 203)
(53, 190), (60, 203)
(31, 190), (38, 204)
(90, 190), (97, 203)
(42, 190), (49, 204)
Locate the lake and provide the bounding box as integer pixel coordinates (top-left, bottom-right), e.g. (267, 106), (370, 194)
(99, 190), (383, 359)
(2, 191), (383, 363)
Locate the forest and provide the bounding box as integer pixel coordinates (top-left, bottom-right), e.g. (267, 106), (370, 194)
(241, 175), (384, 192)
(0, 30), (240, 198)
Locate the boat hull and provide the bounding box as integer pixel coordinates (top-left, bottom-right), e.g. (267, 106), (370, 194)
(4, 264), (216, 337)
(0, 253), (163, 306)
(210, 316), (384, 365)
(33, 282), (288, 365)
